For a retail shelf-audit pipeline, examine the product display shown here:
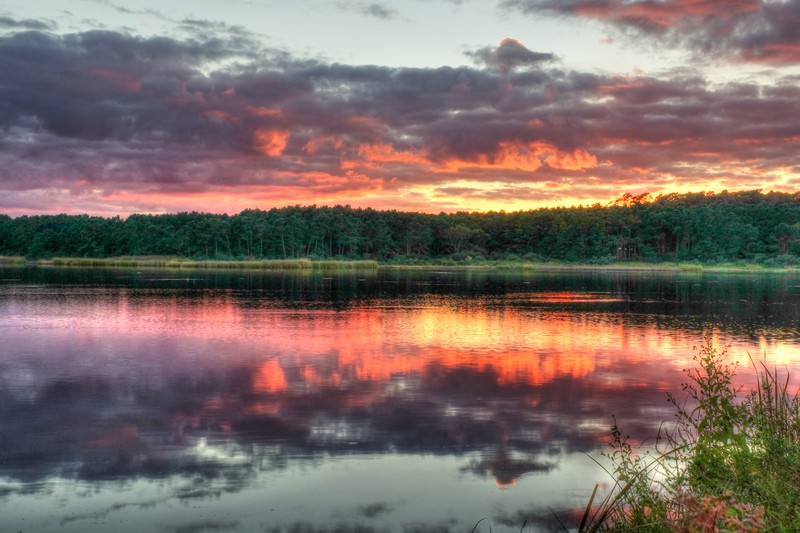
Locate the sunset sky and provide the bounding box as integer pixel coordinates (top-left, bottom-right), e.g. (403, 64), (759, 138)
(1, 0), (800, 216)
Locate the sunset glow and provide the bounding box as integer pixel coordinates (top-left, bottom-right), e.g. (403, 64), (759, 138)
(1, 1), (800, 216)
(58, 290), (797, 394)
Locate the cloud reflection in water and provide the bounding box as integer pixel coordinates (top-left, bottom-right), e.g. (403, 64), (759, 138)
(1, 268), (798, 531)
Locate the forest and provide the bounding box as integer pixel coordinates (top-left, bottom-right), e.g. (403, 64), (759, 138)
(1, 190), (799, 265)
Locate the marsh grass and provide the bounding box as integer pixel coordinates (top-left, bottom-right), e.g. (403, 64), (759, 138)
(175, 258), (314, 270)
(42, 256), (378, 271)
(577, 339), (800, 532)
(175, 259), (377, 270)
(48, 256), (176, 267)
(311, 259), (378, 270)
(20, 257), (799, 273)
(0, 256), (25, 264)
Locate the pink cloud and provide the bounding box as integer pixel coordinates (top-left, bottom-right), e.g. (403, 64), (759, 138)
(0, 28), (799, 215)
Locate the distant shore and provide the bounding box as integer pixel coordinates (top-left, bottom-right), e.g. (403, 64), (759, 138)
(1, 255), (798, 274)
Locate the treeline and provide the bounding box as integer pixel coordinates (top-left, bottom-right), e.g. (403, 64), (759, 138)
(1, 190), (799, 264)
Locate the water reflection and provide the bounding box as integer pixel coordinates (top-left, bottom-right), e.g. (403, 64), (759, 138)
(0, 267), (799, 532)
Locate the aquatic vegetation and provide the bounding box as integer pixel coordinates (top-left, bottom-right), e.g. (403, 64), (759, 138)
(579, 339), (800, 532)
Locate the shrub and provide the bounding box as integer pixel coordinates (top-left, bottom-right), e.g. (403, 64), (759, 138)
(581, 339), (800, 532)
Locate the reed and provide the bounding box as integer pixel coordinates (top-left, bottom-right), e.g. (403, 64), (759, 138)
(48, 256), (176, 267)
(575, 339), (800, 532)
(39, 257), (379, 271)
(311, 259), (378, 270)
(174, 259), (314, 270)
(172, 258), (379, 270)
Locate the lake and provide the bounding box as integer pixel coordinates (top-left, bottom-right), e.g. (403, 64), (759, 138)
(1, 267), (799, 532)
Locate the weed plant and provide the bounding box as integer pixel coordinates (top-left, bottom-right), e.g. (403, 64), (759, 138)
(580, 339), (800, 532)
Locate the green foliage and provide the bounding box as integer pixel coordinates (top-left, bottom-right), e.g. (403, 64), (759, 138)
(582, 339), (800, 532)
(1, 191), (800, 264)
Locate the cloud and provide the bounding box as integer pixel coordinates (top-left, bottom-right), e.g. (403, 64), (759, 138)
(361, 3), (401, 20)
(502, 0), (800, 64)
(1, 271), (786, 497)
(79, 0), (172, 22)
(0, 25), (799, 215)
(0, 16), (56, 31)
(336, 2), (402, 20)
(466, 38), (555, 73)
(0, 331), (677, 487)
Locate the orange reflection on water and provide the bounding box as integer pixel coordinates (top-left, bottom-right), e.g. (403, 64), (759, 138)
(90, 291), (798, 394)
(243, 306), (702, 394)
(254, 360), (288, 393)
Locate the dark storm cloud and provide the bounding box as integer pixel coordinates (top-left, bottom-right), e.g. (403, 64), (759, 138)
(1, 26), (799, 211)
(502, 0), (800, 64)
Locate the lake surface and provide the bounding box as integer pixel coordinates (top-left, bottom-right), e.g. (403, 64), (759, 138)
(1, 267), (799, 533)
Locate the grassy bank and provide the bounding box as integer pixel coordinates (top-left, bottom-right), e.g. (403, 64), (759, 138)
(578, 340), (800, 532)
(0, 256), (25, 264)
(174, 258), (378, 270)
(37, 256), (379, 270)
(5, 256), (798, 273)
(379, 260), (798, 274)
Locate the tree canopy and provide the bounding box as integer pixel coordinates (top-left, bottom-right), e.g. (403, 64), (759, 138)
(2, 191), (799, 264)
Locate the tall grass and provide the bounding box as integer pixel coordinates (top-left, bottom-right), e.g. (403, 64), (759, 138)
(42, 256), (378, 271)
(172, 259), (377, 270)
(579, 339), (800, 532)
(0, 256), (25, 264)
(311, 259), (378, 270)
(175, 258), (314, 270)
(48, 256), (176, 267)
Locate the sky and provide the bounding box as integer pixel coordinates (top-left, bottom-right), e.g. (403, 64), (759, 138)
(1, 0), (800, 216)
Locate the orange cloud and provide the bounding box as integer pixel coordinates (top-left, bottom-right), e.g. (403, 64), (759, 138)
(441, 141), (598, 172)
(342, 143), (430, 169)
(303, 135), (344, 154)
(532, 142), (599, 170)
(254, 129), (290, 157)
(358, 143), (429, 164)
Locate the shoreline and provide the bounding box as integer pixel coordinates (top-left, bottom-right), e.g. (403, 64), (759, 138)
(1, 256), (798, 274)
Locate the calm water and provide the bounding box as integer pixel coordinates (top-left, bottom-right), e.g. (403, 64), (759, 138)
(1, 267), (799, 532)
